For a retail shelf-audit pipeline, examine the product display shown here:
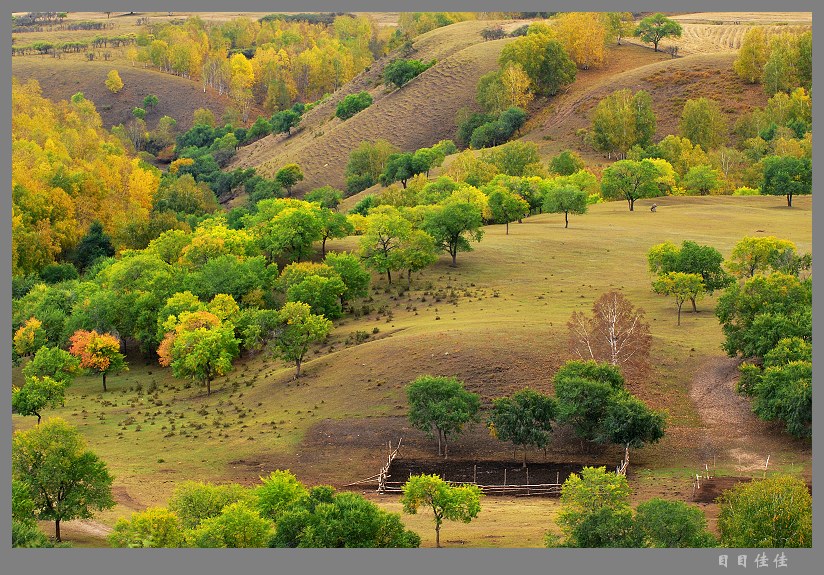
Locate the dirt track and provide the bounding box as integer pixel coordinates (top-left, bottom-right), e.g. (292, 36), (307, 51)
(688, 356), (808, 472)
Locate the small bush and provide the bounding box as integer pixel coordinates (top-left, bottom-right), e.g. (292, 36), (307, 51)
(336, 91), (373, 120)
(733, 186), (760, 196)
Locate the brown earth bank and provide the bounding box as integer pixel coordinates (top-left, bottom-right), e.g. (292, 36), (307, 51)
(12, 58), (249, 132)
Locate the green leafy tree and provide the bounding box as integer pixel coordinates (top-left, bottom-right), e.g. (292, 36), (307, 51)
(401, 474), (482, 548)
(499, 34), (576, 96)
(488, 388), (557, 467)
(273, 301), (332, 378)
(168, 481), (251, 530)
(718, 475), (811, 548)
(483, 141), (542, 177)
(406, 375), (481, 457)
(600, 159), (661, 211)
(275, 163), (304, 196)
(345, 139), (398, 195)
(543, 185), (588, 228)
(380, 153), (431, 188)
(555, 376), (619, 444)
(132, 107), (147, 120)
(359, 205), (412, 283)
(716, 272), (811, 359)
(592, 90), (656, 158)
(762, 155), (811, 207)
(12, 418), (115, 541)
(12, 479), (58, 548)
(192, 502), (274, 548)
(270, 109), (301, 135)
(252, 202), (323, 263)
(726, 236), (806, 279)
(73, 221), (115, 272)
(752, 360), (811, 438)
(397, 229), (439, 286)
(12, 376), (68, 424)
(634, 499), (716, 547)
(109, 507), (187, 548)
(679, 98), (727, 150)
(256, 470), (309, 522)
(336, 91), (373, 120)
(143, 94), (159, 111)
(384, 58), (434, 88)
(598, 391), (666, 448)
(647, 240), (733, 311)
(324, 251), (371, 305)
(305, 186), (344, 210)
(652, 272), (705, 326)
(561, 506), (640, 548)
(272, 486), (420, 548)
(557, 466), (632, 547)
(549, 150), (585, 176)
(287, 274), (346, 320)
(423, 201), (484, 266)
(682, 164), (720, 196)
(634, 13), (683, 52)
(158, 312), (240, 396)
(486, 187), (529, 234)
(317, 208), (354, 257)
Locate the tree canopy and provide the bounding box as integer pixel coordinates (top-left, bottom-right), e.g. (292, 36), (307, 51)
(406, 375), (481, 457)
(488, 388), (557, 467)
(634, 13), (683, 52)
(12, 418), (115, 541)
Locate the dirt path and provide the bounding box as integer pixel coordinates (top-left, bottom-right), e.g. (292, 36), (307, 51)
(688, 357), (804, 472)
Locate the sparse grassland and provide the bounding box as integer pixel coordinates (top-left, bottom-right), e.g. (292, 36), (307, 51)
(13, 195), (811, 547)
(10, 11), (814, 548)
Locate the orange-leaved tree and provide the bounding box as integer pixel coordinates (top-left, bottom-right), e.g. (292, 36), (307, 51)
(69, 330), (128, 391)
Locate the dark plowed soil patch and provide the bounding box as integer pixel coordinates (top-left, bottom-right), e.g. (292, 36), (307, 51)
(693, 475), (811, 504)
(388, 458), (584, 494)
(692, 476), (753, 503)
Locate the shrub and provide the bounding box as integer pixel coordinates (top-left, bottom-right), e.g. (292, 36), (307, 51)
(718, 475), (811, 548)
(336, 91), (373, 120)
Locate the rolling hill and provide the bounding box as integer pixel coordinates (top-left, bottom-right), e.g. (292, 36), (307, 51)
(230, 20), (527, 194)
(11, 58), (245, 132)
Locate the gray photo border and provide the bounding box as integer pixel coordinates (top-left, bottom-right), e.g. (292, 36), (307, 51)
(1, 1), (819, 574)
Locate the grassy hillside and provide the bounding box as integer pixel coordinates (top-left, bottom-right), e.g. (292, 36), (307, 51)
(230, 20), (526, 193)
(518, 51), (769, 171)
(11, 58), (244, 132)
(14, 196), (812, 546)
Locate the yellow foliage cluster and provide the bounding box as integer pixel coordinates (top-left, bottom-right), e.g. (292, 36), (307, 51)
(139, 15), (379, 107)
(12, 78), (158, 275)
(554, 12), (609, 70)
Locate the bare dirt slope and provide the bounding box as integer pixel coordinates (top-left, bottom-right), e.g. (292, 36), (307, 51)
(12, 58), (243, 131)
(689, 356), (809, 473)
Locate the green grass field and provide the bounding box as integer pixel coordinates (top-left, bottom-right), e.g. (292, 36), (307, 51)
(13, 194), (812, 547)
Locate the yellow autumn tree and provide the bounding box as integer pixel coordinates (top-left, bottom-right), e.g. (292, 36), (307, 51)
(734, 27), (769, 84)
(105, 69), (124, 93)
(228, 53), (255, 121)
(12, 78), (157, 275)
(500, 62), (533, 109)
(555, 12), (608, 70)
